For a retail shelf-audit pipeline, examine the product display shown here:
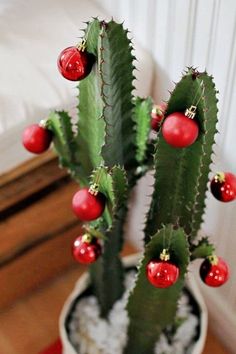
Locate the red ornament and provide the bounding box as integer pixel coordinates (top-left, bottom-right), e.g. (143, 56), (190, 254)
(200, 256), (229, 287)
(57, 46), (94, 81)
(151, 102), (167, 132)
(22, 123), (52, 154)
(146, 259), (179, 288)
(72, 234), (101, 264)
(210, 172), (236, 202)
(72, 187), (106, 221)
(162, 111), (199, 148)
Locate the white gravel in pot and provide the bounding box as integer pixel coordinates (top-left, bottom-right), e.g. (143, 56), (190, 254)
(68, 272), (198, 354)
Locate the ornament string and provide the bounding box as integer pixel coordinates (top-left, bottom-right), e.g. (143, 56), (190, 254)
(191, 80), (205, 106)
(163, 227), (166, 250)
(169, 227), (173, 250)
(94, 166), (105, 186)
(161, 228), (172, 261)
(76, 21), (95, 51)
(89, 167), (104, 195)
(185, 80), (205, 119)
(195, 81), (205, 107)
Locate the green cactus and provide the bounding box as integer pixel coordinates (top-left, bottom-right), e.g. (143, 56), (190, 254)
(46, 18), (219, 353)
(125, 225), (190, 353)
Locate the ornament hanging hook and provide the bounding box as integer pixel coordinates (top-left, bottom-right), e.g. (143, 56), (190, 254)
(77, 38), (87, 52)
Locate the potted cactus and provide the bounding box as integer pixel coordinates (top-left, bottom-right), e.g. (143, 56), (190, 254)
(23, 18), (235, 354)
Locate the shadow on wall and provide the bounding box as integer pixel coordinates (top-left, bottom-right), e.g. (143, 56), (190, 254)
(124, 60), (172, 250)
(152, 62), (173, 103)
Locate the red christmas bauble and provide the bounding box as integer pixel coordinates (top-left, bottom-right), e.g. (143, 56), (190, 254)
(72, 235), (101, 264)
(200, 257), (229, 287)
(57, 46), (94, 81)
(146, 259), (179, 288)
(151, 115), (162, 132)
(210, 172), (236, 202)
(72, 187), (106, 221)
(151, 102), (167, 132)
(22, 124), (52, 154)
(162, 112), (199, 148)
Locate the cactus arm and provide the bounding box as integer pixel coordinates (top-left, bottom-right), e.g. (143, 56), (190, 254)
(75, 68), (105, 177)
(82, 18), (101, 57)
(125, 96), (154, 185)
(48, 20), (104, 183)
(133, 96), (153, 163)
(98, 21), (137, 174)
(75, 19), (105, 178)
(47, 111), (86, 183)
(91, 208), (127, 317)
(190, 237), (215, 260)
(188, 73), (219, 238)
(89, 166), (114, 228)
(89, 166), (128, 317)
(145, 69), (218, 242)
(125, 225), (190, 354)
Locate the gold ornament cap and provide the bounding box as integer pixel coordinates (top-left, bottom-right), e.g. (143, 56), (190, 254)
(77, 39), (86, 52)
(89, 183), (99, 196)
(185, 105), (197, 119)
(207, 254), (219, 266)
(214, 172), (225, 183)
(152, 104), (164, 116)
(82, 233), (93, 243)
(160, 249), (170, 261)
(39, 119), (48, 129)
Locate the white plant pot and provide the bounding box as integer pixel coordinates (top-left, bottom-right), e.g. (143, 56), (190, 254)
(59, 254), (208, 354)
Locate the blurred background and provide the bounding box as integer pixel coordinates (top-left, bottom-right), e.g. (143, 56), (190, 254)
(0, 0), (235, 353)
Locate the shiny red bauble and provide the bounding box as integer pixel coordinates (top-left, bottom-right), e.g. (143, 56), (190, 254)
(151, 102), (167, 132)
(200, 257), (229, 287)
(210, 172), (236, 202)
(72, 235), (101, 264)
(72, 187), (106, 221)
(146, 259), (179, 288)
(162, 112), (199, 148)
(57, 46), (94, 81)
(22, 124), (52, 154)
